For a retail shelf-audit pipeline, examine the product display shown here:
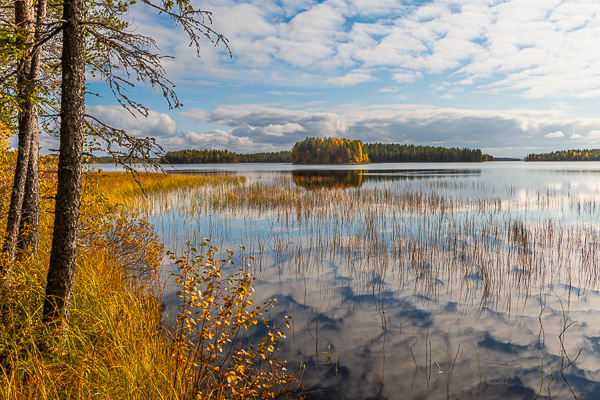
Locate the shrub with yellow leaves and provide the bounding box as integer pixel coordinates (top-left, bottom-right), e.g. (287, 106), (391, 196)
(170, 242), (305, 399)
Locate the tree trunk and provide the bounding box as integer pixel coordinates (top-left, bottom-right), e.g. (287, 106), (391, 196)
(17, 0), (47, 257)
(18, 115), (40, 256)
(2, 0), (35, 266)
(43, 0), (86, 325)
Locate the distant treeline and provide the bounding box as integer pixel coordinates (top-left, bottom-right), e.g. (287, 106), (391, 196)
(86, 156), (160, 164)
(526, 149), (600, 161)
(157, 138), (493, 165)
(292, 137), (369, 164)
(363, 143), (492, 163)
(162, 149), (292, 164)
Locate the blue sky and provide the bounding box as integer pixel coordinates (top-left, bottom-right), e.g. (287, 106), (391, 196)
(75, 0), (600, 157)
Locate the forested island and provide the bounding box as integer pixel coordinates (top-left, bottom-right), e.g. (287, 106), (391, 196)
(526, 149), (600, 161)
(159, 137), (494, 165)
(292, 137), (369, 164)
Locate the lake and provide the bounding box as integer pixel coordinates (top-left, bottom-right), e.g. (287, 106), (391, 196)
(95, 161), (600, 399)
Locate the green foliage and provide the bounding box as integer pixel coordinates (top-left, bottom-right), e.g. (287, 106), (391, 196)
(238, 151), (293, 163)
(0, 10), (28, 131)
(292, 137), (369, 164)
(164, 149), (240, 163)
(362, 143), (492, 163)
(526, 149), (600, 161)
(0, 126), (16, 218)
(0, 0), (62, 134)
(162, 149), (293, 164)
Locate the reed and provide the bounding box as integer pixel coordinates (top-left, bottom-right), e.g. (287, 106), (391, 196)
(123, 171), (600, 399)
(126, 174), (600, 314)
(88, 171), (245, 211)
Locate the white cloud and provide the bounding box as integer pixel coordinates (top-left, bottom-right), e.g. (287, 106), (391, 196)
(120, 0), (600, 98)
(327, 71), (375, 86)
(569, 130), (600, 143)
(458, 79), (475, 86)
(80, 0), (600, 158)
(544, 131), (564, 138)
(392, 71), (422, 84)
(173, 103), (600, 155)
(178, 108), (210, 122)
(164, 129), (262, 153)
(262, 123), (305, 136)
(65, 102), (600, 157)
(179, 104), (347, 149)
(89, 105), (178, 138)
(378, 86), (400, 93)
(589, 130), (600, 139)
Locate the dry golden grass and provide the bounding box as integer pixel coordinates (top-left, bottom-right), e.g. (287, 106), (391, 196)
(88, 171), (245, 210)
(1, 163), (301, 399)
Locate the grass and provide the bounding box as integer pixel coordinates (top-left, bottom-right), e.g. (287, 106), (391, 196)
(0, 168), (303, 399)
(87, 171), (246, 210)
(1, 246), (182, 400)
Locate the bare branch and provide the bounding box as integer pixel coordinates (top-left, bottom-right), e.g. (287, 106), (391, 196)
(84, 113), (165, 175)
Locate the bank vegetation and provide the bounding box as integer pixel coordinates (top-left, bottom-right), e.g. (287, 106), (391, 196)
(0, 138), (304, 399)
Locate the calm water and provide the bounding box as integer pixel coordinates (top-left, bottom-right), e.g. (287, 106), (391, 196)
(96, 162), (600, 399)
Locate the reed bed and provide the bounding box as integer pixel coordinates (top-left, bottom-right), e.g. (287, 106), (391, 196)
(126, 175), (600, 313)
(84, 169), (600, 399)
(88, 171), (246, 211)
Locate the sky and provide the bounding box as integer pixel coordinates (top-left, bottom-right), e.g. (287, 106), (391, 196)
(75, 0), (600, 157)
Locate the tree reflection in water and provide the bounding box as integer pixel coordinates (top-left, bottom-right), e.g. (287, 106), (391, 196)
(293, 170), (364, 190)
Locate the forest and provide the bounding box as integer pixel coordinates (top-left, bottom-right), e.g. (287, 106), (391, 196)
(292, 137), (369, 164)
(363, 143), (493, 162)
(526, 149), (600, 161)
(162, 149), (293, 164)
(161, 139), (492, 164)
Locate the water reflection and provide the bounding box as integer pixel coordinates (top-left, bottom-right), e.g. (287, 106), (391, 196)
(128, 163), (600, 399)
(362, 168), (482, 179)
(293, 170), (364, 190)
